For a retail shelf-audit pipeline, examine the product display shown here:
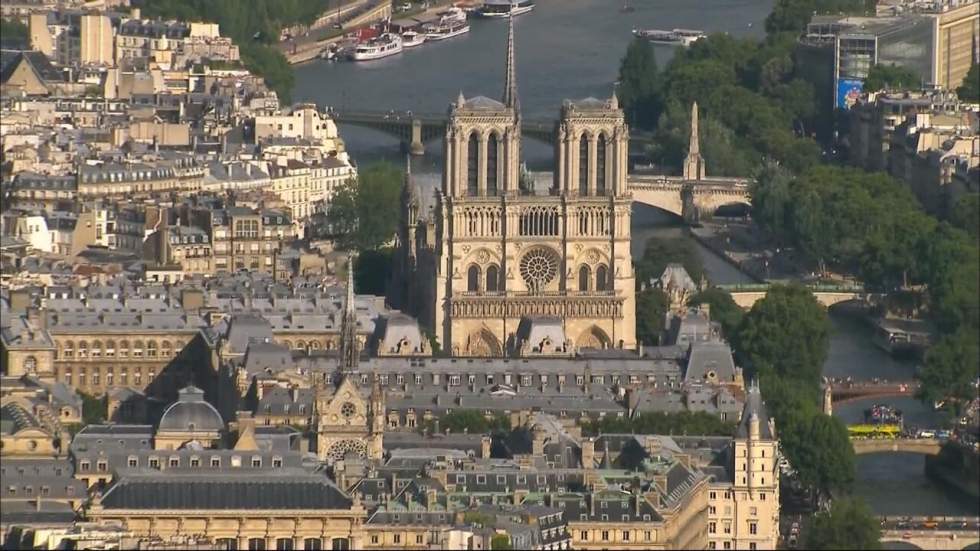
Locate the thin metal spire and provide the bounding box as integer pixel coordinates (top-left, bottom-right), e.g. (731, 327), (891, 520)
(502, 14), (519, 111)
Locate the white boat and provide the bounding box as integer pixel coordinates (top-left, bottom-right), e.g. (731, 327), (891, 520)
(632, 28), (706, 46)
(424, 20), (470, 41)
(435, 6), (468, 24)
(401, 30), (427, 48)
(351, 33), (403, 61)
(478, 0), (535, 17)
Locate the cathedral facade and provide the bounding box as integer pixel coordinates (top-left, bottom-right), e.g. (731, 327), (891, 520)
(396, 19), (636, 356)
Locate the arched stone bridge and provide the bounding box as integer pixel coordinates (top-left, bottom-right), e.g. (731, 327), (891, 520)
(851, 438), (941, 455)
(718, 284), (882, 310)
(628, 174), (751, 222)
(330, 109), (656, 154)
(832, 380), (918, 404)
(879, 516), (980, 550)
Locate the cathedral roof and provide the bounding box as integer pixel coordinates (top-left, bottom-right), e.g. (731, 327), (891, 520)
(565, 97), (612, 111)
(458, 95), (507, 111)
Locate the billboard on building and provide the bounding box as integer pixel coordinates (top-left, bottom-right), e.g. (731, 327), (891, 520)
(837, 78), (863, 109)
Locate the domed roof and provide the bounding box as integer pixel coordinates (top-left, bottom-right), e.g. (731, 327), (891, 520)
(158, 385), (224, 433)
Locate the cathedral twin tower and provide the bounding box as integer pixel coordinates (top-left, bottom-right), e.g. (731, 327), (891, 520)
(398, 17), (636, 356)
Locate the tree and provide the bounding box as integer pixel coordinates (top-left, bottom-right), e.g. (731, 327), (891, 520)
(582, 411), (735, 437)
(1, 17), (28, 42)
(634, 237), (704, 284)
(863, 63), (920, 92)
(949, 194), (979, 239)
(354, 248), (394, 295)
(490, 534), (513, 550)
(421, 410), (510, 435)
(80, 392), (107, 425)
(326, 162), (403, 251)
(734, 284), (830, 388)
(617, 38), (660, 129)
(916, 328), (980, 418)
(750, 160), (793, 238)
(785, 414), (856, 501)
(803, 497), (882, 550)
(636, 288), (669, 345)
(956, 60), (979, 103)
(688, 287), (744, 339)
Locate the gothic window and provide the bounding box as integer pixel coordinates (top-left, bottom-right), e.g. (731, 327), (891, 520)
(326, 439), (368, 462)
(596, 264), (609, 291)
(23, 356), (37, 375)
(467, 133), (479, 196)
(578, 265), (591, 292)
(596, 133), (607, 194)
(519, 248), (561, 292)
(579, 136), (590, 195)
(519, 206), (559, 236)
(467, 265), (481, 292)
(487, 133), (498, 195)
(486, 264), (499, 292)
(340, 402), (356, 418)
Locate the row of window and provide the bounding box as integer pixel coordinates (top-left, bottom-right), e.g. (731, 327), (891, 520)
(708, 521), (759, 535)
(358, 372), (678, 387)
(6, 485), (74, 497)
(61, 367), (155, 388)
(578, 529), (653, 542)
(80, 455), (283, 471)
(216, 537), (334, 550)
(58, 339), (183, 360)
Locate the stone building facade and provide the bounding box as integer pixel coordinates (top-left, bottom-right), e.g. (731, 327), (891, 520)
(397, 19), (636, 356)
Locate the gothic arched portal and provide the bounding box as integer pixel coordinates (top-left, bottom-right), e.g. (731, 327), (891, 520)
(465, 328), (503, 357)
(577, 326), (611, 350)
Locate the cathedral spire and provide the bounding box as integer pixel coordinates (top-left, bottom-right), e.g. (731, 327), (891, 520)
(502, 14), (519, 112)
(339, 254), (359, 375)
(683, 101), (706, 181)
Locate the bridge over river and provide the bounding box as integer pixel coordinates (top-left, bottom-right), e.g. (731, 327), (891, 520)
(851, 437), (942, 455)
(879, 516), (980, 549)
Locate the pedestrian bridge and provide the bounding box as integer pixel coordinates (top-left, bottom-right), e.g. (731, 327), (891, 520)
(850, 438), (942, 455)
(831, 380), (918, 404)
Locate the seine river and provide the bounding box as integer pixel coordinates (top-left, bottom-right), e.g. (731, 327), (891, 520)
(293, 0), (977, 517)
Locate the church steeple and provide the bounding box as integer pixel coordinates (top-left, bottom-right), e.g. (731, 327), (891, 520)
(339, 254), (359, 375)
(683, 101), (706, 181)
(502, 14), (519, 112)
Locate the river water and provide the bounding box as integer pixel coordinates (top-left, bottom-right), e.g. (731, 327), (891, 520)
(292, 0), (974, 518)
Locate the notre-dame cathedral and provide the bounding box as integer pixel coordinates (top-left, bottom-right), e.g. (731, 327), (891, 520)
(393, 18), (636, 357)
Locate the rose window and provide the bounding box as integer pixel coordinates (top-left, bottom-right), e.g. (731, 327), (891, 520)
(520, 248), (560, 292)
(340, 402), (356, 418)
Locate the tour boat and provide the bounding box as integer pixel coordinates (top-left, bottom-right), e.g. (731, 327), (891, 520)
(351, 33), (403, 61)
(435, 6), (468, 24)
(478, 0), (535, 17)
(632, 28), (706, 46)
(424, 20), (470, 41)
(401, 30), (427, 48)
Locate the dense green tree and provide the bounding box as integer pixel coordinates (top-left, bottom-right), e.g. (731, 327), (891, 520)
(636, 288), (669, 345)
(734, 284), (830, 388)
(949, 194), (979, 238)
(765, 0), (871, 34)
(1, 17), (28, 42)
(617, 38), (660, 128)
(80, 393), (107, 425)
(922, 223), (980, 333)
(634, 237), (704, 284)
(353, 248), (395, 295)
(688, 288), (744, 339)
(326, 162), (403, 251)
(863, 63), (920, 92)
(917, 328), (980, 418)
(490, 535), (513, 550)
(421, 410), (510, 435)
(582, 411), (735, 437)
(803, 497), (882, 550)
(955, 60), (979, 102)
(786, 413), (856, 500)
(749, 160), (794, 239)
